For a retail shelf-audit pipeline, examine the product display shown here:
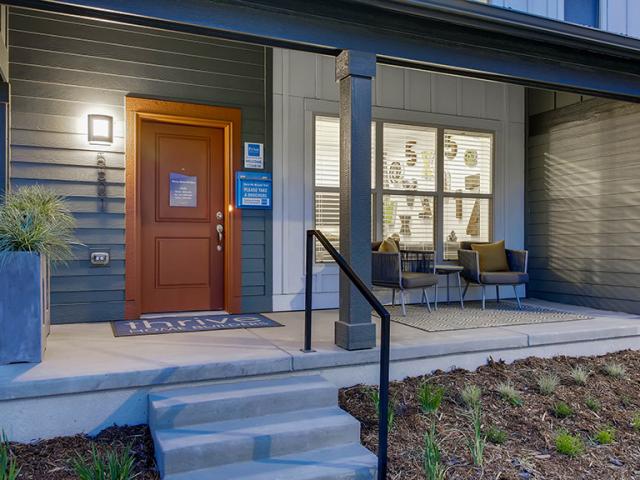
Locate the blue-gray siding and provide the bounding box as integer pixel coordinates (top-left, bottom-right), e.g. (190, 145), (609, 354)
(527, 97), (640, 313)
(9, 8), (271, 322)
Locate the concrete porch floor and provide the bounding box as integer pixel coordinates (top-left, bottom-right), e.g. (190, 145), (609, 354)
(2, 299), (640, 441)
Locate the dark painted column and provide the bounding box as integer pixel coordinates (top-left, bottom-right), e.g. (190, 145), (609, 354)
(334, 50), (376, 351)
(0, 82), (8, 198)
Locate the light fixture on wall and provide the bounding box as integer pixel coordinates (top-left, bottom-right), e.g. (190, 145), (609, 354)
(88, 114), (113, 144)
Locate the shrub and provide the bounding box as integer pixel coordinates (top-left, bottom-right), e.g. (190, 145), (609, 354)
(603, 362), (626, 379)
(553, 401), (574, 419)
(631, 412), (640, 432)
(369, 388), (395, 431)
(555, 431), (584, 457)
(418, 383), (445, 415)
(467, 404), (486, 467)
(485, 425), (507, 445)
(423, 425), (446, 480)
(461, 384), (482, 409)
(0, 432), (19, 480)
(73, 445), (136, 480)
(585, 396), (601, 412)
(569, 366), (590, 385)
(0, 186), (76, 261)
(537, 373), (560, 396)
(497, 381), (523, 407)
(594, 427), (615, 445)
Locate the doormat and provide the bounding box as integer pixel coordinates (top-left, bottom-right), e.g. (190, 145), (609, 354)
(111, 313), (283, 337)
(389, 301), (592, 332)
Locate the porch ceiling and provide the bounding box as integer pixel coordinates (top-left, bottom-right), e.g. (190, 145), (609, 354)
(6, 0), (640, 101)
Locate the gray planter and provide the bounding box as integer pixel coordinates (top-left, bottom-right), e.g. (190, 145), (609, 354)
(0, 252), (50, 364)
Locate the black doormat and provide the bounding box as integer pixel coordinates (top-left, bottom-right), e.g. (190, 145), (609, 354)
(111, 313), (283, 337)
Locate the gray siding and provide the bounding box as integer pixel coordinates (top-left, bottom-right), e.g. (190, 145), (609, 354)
(527, 98), (640, 313)
(9, 8), (271, 323)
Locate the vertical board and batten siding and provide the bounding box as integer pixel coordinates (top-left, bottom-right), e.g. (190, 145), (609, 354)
(9, 8), (271, 323)
(527, 98), (640, 313)
(272, 49), (526, 310)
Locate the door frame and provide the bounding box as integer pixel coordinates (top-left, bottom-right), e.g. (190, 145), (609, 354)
(124, 97), (242, 319)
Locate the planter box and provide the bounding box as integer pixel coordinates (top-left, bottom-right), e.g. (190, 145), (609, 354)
(0, 252), (50, 364)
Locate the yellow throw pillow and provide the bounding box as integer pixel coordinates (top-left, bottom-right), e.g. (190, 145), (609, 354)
(471, 240), (509, 272)
(378, 238), (399, 253)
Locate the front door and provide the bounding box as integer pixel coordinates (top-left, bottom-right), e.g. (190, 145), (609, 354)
(140, 120), (225, 313)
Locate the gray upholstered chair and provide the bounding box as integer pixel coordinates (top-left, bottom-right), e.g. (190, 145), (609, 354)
(371, 246), (439, 316)
(457, 242), (529, 310)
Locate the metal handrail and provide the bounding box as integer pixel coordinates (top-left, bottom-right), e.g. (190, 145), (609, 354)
(304, 229), (390, 480)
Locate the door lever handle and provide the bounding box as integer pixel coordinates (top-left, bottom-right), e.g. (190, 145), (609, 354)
(216, 224), (224, 245)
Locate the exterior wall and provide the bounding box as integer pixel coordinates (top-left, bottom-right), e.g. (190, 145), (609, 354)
(9, 8), (272, 323)
(488, 0), (564, 20)
(272, 49), (526, 311)
(527, 98), (640, 313)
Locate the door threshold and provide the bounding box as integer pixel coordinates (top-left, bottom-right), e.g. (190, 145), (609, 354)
(141, 310), (229, 319)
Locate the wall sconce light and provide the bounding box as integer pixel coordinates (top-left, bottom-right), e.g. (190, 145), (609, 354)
(88, 114), (113, 144)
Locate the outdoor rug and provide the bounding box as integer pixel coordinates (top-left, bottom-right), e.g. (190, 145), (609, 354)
(112, 313), (283, 337)
(389, 301), (592, 332)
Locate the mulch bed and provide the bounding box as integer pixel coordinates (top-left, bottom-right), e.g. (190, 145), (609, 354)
(339, 349), (640, 479)
(10, 425), (158, 479)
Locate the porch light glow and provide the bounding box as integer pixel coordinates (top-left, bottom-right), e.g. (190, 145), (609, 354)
(88, 114), (113, 144)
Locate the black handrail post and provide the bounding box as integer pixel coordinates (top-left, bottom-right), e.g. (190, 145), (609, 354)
(377, 312), (391, 480)
(302, 230), (314, 353)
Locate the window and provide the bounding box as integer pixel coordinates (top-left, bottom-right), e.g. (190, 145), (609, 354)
(565, 0), (599, 28)
(313, 116), (493, 262)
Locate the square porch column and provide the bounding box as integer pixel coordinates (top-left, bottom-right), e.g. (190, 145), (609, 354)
(334, 50), (377, 351)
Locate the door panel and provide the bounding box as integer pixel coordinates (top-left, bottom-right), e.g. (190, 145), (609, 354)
(140, 120), (224, 313)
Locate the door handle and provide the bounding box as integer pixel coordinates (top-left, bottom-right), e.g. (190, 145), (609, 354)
(216, 224), (224, 249)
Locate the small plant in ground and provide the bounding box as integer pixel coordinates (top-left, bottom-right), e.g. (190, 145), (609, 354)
(497, 381), (523, 407)
(555, 431), (584, 457)
(585, 396), (601, 412)
(603, 362), (626, 379)
(594, 427), (615, 445)
(73, 444), (135, 480)
(537, 373), (560, 396)
(418, 382), (445, 415)
(461, 384), (482, 409)
(569, 366), (590, 385)
(0, 432), (20, 480)
(467, 404), (486, 466)
(620, 395), (634, 408)
(369, 388), (395, 431)
(553, 401), (574, 419)
(485, 425), (507, 445)
(423, 425), (446, 480)
(631, 412), (640, 432)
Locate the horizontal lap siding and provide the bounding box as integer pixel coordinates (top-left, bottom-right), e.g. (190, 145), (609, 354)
(9, 8), (270, 323)
(527, 98), (640, 314)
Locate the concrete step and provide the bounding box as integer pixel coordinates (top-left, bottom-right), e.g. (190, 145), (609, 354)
(163, 443), (378, 480)
(154, 406), (361, 476)
(149, 375), (337, 429)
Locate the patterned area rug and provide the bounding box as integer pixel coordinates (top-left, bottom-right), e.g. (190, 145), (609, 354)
(389, 301), (592, 332)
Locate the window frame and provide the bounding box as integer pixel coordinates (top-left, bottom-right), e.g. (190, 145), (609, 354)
(312, 113), (496, 264)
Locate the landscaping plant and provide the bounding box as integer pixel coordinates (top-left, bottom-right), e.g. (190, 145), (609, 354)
(418, 382), (445, 415)
(467, 404), (486, 467)
(0, 185), (76, 261)
(537, 373), (559, 396)
(423, 425), (446, 480)
(569, 366), (590, 385)
(369, 388), (395, 431)
(485, 425), (507, 445)
(73, 444), (136, 480)
(460, 384), (481, 409)
(555, 431), (584, 457)
(603, 362), (626, 379)
(631, 413), (640, 432)
(552, 401), (573, 419)
(585, 396), (601, 412)
(0, 432), (19, 480)
(593, 427), (615, 445)
(497, 381), (523, 407)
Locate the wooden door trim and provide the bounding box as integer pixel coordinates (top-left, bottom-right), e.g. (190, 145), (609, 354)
(125, 97), (242, 319)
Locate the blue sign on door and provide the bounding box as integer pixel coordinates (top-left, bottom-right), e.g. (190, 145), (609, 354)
(236, 171), (272, 209)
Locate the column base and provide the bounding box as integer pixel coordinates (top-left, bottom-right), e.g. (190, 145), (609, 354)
(334, 320), (376, 351)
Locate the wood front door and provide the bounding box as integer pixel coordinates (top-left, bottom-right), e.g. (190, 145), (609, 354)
(140, 120), (225, 313)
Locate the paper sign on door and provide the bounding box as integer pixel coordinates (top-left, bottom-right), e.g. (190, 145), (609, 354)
(169, 172), (197, 207)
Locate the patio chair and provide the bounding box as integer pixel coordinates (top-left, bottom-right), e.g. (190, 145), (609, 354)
(457, 241), (529, 310)
(371, 241), (439, 316)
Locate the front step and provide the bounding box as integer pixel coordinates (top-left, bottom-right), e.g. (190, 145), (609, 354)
(149, 375), (377, 479)
(163, 443), (377, 480)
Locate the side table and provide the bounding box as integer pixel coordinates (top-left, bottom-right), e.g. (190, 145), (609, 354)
(435, 264), (464, 309)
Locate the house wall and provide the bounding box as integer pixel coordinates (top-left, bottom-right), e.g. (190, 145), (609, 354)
(272, 49), (526, 311)
(8, 8), (272, 323)
(527, 98), (640, 313)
